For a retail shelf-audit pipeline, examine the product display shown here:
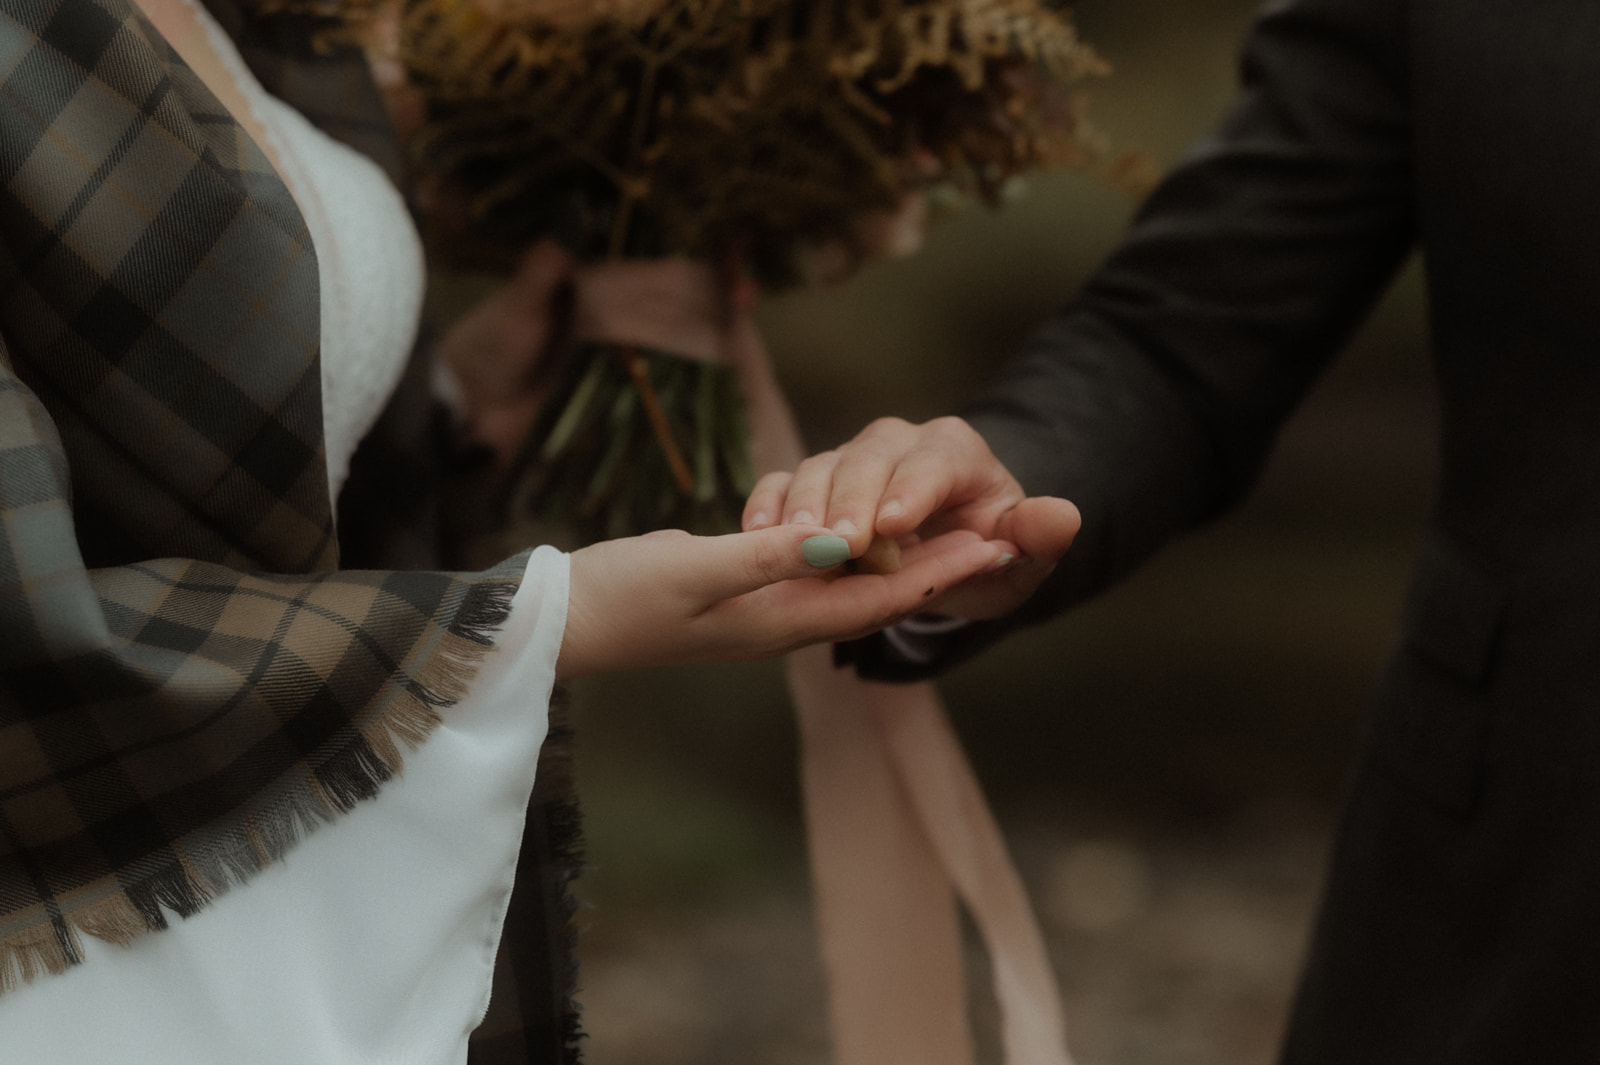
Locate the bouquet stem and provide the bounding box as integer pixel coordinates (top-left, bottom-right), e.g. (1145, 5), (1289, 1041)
(617, 345), (695, 494)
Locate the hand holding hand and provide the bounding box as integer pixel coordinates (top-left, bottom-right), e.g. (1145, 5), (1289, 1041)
(741, 417), (1080, 620)
(556, 522), (1019, 680)
(435, 240), (577, 465)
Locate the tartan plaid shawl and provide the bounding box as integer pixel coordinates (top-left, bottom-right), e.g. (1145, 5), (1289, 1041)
(0, 0), (528, 990)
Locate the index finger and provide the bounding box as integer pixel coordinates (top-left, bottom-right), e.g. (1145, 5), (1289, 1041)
(869, 418), (1022, 540)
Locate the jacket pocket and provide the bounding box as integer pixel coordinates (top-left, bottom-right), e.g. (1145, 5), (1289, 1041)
(1367, 534), (1507, 818)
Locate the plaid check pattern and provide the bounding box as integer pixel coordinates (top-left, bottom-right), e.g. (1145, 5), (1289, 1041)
(0, 0), (529, 998)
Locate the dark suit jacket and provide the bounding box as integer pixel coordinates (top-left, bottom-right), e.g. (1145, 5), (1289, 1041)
(854, 0), (1600, 1060)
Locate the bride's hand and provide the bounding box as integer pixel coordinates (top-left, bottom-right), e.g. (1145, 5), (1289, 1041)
(434, 241), (576, 465)
(556, 524), (1017, 680)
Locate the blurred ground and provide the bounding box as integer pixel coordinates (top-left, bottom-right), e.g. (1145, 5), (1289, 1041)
(487, 0), (1438, 1061)
(572, 805), (1334, 1065)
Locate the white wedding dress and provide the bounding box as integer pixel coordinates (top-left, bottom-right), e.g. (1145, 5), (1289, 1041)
(0, 6), (567, 1062)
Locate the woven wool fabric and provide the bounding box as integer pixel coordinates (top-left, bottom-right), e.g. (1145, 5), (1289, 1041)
(0, 0), (527, 990)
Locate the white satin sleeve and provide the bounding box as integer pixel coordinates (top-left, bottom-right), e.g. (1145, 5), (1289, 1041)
(0, 546), (570, 1065)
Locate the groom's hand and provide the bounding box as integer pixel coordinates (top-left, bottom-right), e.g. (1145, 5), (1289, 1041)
(741, 416), (1080, 620)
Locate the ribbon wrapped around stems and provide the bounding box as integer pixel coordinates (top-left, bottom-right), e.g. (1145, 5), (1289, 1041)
(567, 257), (1074, 1065)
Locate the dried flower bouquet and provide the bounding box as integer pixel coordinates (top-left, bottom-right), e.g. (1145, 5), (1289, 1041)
(263, 0), (1110, 537)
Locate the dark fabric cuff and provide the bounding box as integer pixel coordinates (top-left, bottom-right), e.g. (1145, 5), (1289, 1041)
(835, 614), (1016, 683)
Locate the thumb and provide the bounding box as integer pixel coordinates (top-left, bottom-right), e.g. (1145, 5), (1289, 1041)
(993, 496), (1081, 568)
(662, 524), (851, 604)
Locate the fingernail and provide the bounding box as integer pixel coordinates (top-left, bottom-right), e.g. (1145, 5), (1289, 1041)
(985, 552), (1017, 573)
(832, 518), (859, 537)
(802, 535), (851, 568)
(879, 500), (905, 520)
(791, 510), (818, 526)
(747, 511), (770, 529)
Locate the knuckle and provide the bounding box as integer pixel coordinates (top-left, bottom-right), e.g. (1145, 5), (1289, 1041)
(787, 452), (838, 489)
(861, 416), (912, 442)
(749, 470), (791, 497)
(802, 449), (840, 469)
(850, 434), (906, 465)
(928, 415), (980, 448)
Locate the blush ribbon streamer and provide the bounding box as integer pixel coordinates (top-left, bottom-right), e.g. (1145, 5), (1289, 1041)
(575, 258), (1074, 1065)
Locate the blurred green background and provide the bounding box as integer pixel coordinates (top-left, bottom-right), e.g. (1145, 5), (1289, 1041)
(535, 0), (1436, 1061)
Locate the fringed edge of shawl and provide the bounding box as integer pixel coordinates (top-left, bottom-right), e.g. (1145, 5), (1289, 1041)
(0, 574), (522, 996)
(531, 688), (589, 1064)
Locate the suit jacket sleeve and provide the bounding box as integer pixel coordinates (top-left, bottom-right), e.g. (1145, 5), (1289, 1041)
(845, 0), (1418, 681)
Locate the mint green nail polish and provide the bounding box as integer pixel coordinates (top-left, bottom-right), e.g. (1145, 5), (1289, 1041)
(802, 535), (851, 568)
